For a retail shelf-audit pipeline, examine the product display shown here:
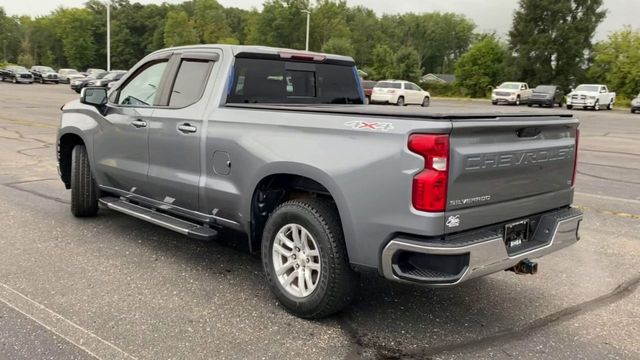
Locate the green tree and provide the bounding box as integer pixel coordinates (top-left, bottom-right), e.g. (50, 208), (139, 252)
(588, 27), (640, 99)
(193, 0), (232, 43)
(50, 8), (97, 70)
(163, 10), (198, 47)
(247, 0), (309, 49)
(509, 0), (606, 88)
(391, 46), (423, 82)
(365, 44), (395, 80)
(310, 0), (350, 51)
(321, 37), (354, 56)
(345, 6), (379, 67)
(455, 35), (508, 97)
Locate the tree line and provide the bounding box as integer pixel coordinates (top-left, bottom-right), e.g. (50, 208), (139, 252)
(0, 0), (638, 99)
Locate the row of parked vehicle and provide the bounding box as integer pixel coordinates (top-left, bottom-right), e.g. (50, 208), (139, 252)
(0, 65), (126, 93)
(491, 82), (620, 111)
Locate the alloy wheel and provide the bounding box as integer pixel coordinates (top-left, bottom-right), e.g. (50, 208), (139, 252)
(272, 223), (321, 298)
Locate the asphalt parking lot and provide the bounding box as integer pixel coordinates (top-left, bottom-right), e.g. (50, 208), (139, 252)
(0, 82), (638, 360)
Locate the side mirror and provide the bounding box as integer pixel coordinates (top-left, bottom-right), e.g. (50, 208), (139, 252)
(80, 87), (107, 107)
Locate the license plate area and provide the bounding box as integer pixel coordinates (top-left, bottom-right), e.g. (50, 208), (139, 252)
(504, 219), (529, 250)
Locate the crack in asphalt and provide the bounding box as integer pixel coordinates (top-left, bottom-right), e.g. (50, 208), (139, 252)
(337, 273), (640, 359)
(2, 181), (70, 205)
(577, 170), (640, 185)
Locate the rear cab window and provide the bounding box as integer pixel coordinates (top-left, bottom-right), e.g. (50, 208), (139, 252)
(226, 57), (363, 104)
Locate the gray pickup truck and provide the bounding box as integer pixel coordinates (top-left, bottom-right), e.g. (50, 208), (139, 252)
(57, 45), (582, 318)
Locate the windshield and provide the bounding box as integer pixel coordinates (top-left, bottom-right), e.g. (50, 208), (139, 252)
(498, 83), (521, 90)
(375, 82), (402, 89)
(534, 85), (556, 93)
(66, 69), (79, 74)
(575, 85), (599, 92)
(94, 72), (108, 79)
(227, 58), (362, 104)
(8, 66), (28, 72)
(39, 66), (55, 72)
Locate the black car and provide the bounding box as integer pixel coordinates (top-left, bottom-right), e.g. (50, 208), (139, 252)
(30, 65), (60, 84)
(70, 71), (108, 93)
(85, 70), (126, 88)
(528, 85), (564, 107)
(0, 65), (34, 84)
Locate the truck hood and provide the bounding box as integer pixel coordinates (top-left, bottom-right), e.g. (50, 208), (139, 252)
(568, 90), (597, 97)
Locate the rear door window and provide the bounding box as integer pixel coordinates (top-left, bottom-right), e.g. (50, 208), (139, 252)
(169, 59), (213, 107)
(227, 58), (362, 104)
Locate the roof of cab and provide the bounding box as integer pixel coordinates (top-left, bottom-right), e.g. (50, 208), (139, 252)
(150, 44), (355, 63)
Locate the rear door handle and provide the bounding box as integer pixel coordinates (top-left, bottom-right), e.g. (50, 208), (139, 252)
(131, 119), (147, 128)
(178, 123), (197, 133)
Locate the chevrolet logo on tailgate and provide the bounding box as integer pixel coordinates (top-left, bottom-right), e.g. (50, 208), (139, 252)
(464, 146), (574, 170)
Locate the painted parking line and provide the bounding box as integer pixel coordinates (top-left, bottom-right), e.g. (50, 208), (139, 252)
(0, 283), (137, 360)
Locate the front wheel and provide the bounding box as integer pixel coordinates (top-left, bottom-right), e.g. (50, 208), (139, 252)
(593, 100), (600, 111)
(262, 198), (359, 319)
(566, 105), (573, 110)
(515, 96), (521, 106)
(12, 77), (17, 84)
(396, 96), (405, 106)
(70, 145), (99, 217)
(421, 97), (430, 107)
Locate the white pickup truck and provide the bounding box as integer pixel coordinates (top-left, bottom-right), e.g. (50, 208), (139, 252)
(491, 82), (532, 106)
(566, 84), (615, 111)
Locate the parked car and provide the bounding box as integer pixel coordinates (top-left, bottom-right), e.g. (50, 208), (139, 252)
(70, 71), (107, 93)
(85, 70), (126, 88)
(491, 82), (532, 105)
(528, 85), (564, 108)
(566, 84), (615, 111)
(58, 68), (85, 84)
(82, 68), (106, 77)
(370, 80), (430, 106)
(361, 80), (377, 104)
(57, 45), (582, 319)
(30, 65), (60, 84)
(0, 65), (34, 84)
(631, 93), (640, 114)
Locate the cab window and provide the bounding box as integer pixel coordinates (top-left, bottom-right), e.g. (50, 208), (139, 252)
(117, 61), (168, 106)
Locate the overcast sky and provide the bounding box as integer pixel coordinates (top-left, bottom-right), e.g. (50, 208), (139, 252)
(1, 0), (638, 41)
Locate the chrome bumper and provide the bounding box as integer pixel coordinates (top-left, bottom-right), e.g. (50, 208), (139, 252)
(381, 208), (583, 285)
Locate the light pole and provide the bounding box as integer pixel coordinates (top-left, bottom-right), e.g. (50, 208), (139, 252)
(106, 1), (111, 71)
(302, 9), (310, 51)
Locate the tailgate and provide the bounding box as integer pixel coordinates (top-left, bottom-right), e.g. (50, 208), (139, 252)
(445, 116), (578, 233)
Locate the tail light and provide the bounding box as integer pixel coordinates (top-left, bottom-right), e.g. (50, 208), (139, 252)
(408, 134), (449, 212)
(571, 128), (580, 186)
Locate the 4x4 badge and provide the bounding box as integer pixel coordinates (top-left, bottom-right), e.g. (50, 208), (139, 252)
(446, 215), (460, 228)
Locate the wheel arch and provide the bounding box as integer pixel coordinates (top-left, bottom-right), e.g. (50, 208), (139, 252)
(247, 166), (353, 256)
(58, 132), (87, 189)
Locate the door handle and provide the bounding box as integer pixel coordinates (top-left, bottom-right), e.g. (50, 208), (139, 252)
(178, 123), (197, 133)
(131, 119), (147, 128)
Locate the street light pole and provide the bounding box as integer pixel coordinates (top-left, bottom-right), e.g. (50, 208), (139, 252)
(302, 9), (310, 51)
(106, 1), (111, 71)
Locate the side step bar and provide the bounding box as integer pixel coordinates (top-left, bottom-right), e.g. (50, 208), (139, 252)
(99, 197), (218, 241)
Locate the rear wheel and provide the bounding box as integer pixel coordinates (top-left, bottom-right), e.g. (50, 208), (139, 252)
(262, 198), (359, 319)
(396, 96), (405, 106)
(492, 101), (498, 105)
(70, 145), (99, 217)
(607, 100), (613, 110)
(421, 97), (430, 107)
(364, 96), (370, 105)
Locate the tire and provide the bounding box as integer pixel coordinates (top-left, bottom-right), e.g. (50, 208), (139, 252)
(492, 101), (498, 105)
(515, 96), (521, 106)
(12, 77), (17, 84)
(70, 145), (99, 217)
(396, 96), (405, 106)
(262, 198), (359, 319)
(364, 96), (370, 105)
(607, 100), (613, 110)
(566, 105), (573, 110)
(593, 100), (600, 111)
(527, 103), (532, 107)
(421, 97), (430, 107)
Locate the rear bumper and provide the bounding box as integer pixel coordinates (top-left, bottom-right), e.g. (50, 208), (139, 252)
(381, 207), (582, 285)
(370, 93), (397, 104)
